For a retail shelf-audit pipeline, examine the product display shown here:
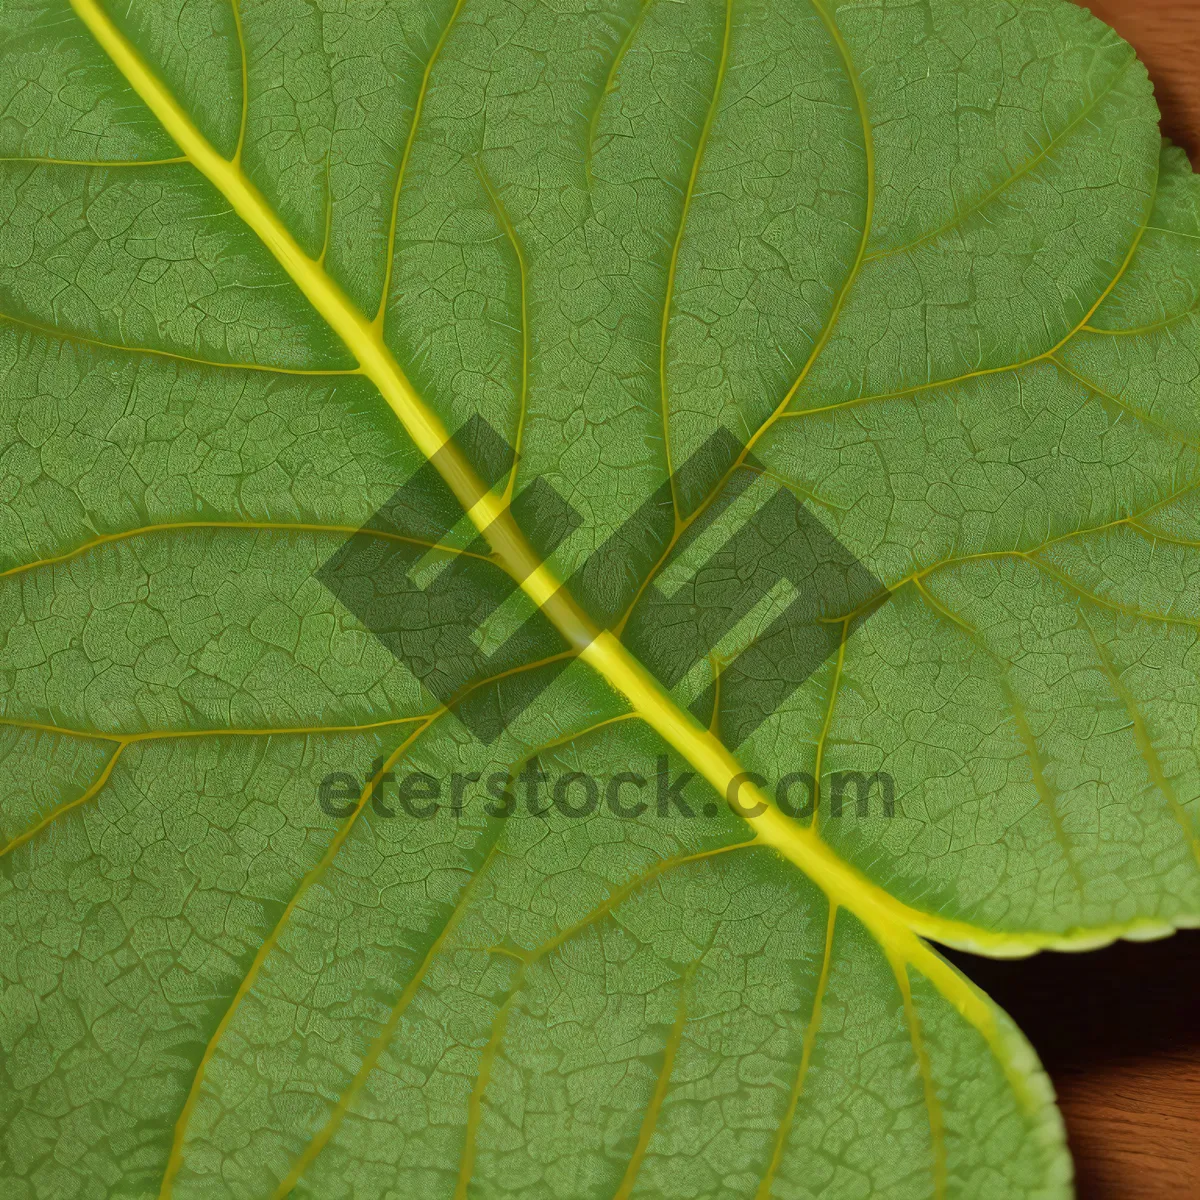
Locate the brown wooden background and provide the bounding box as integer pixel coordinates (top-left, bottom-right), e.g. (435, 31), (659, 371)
(945, 6), (1200, 1199)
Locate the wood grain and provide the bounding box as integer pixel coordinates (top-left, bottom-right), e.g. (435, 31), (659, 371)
(950, 13), (1200, 1199)
(948, 935), (1200, 1198)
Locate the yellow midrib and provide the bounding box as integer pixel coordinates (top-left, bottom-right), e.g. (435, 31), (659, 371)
(68, 0), (1049, 1172)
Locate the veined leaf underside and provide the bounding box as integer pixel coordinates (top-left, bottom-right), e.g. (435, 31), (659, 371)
(2, 0), (1199, 1197)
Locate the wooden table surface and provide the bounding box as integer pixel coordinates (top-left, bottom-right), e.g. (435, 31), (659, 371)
(946, 7), (1200, 1199)
(947, 935), (1200, 1198)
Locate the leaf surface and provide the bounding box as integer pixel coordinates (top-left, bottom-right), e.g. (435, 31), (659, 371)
(1, 0), (1198, 1196)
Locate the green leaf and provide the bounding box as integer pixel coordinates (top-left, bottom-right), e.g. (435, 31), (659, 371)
(0, 0), (1195, 1196)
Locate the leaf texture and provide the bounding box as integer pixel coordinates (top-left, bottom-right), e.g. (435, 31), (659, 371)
(1, 0), (1198, 1196)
